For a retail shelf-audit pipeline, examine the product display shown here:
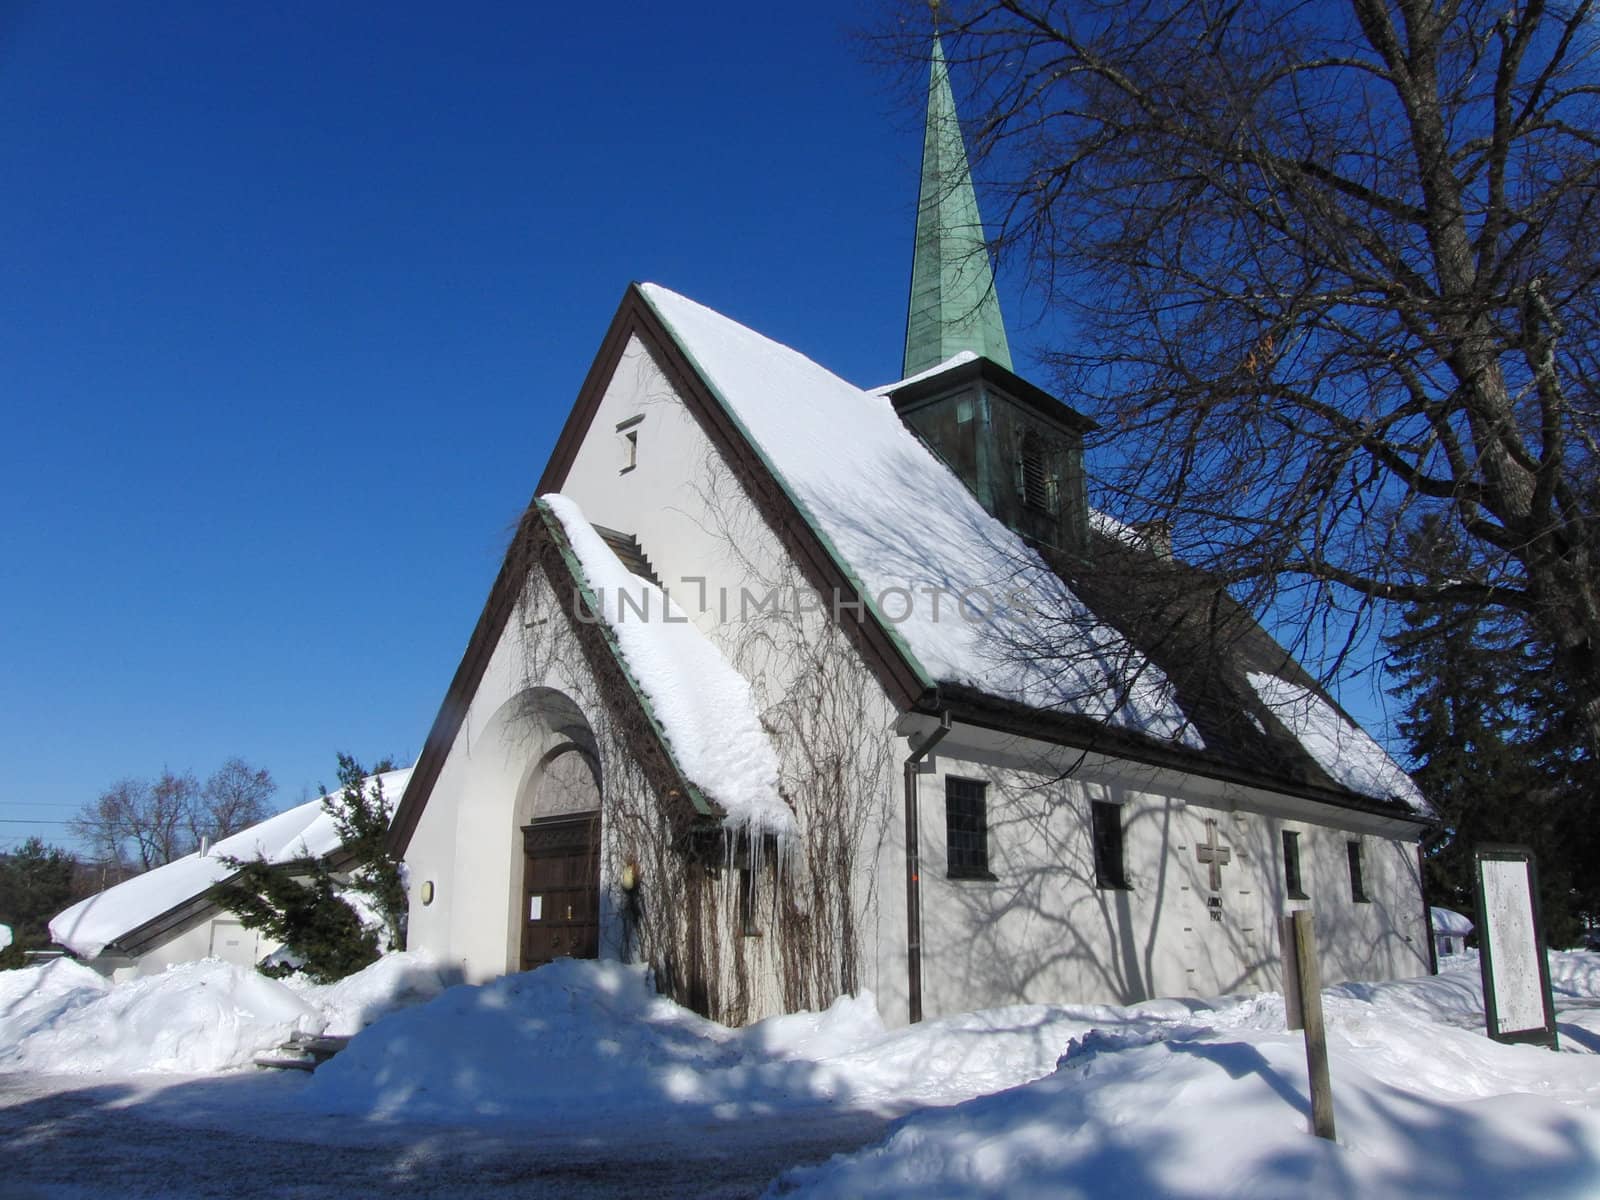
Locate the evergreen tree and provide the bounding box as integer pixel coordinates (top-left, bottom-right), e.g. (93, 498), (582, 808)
(0, 838), (76, 969)
(214, 858), (379, 982)
(215, 754), (407, 982)
(326, 753), (407, 952)
(1386, 521), (1594, 946)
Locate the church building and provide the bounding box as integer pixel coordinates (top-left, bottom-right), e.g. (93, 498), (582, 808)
(389, 37), (1433, 1026)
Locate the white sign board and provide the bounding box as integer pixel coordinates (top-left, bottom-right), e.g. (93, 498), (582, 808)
(1475, 847), (1557, 1048)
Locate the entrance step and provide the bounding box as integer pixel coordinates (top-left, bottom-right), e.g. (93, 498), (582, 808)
(254, 1030), (351, 1072)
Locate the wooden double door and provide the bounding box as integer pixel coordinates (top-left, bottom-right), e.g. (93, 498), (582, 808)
(520, 811), (601, 971)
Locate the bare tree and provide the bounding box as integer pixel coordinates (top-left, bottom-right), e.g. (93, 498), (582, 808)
(884, 1), (1600, 746)
(71, 769), (201, 871)
(196, 758), (275, 845)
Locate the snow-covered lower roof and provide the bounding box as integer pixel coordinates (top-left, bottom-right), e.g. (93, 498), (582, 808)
(639, 284), (1199, 748)
(50, 768), (412, 960)
(1245, 673), (1428, 814)
(1431, 907), (1475, 936)
(543, 495), (793, 840)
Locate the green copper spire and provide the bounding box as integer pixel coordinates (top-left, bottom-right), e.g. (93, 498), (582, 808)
(902, 33), (1013, 379)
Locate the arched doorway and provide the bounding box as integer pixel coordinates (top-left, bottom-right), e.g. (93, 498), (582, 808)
(519, 743), (602, 971)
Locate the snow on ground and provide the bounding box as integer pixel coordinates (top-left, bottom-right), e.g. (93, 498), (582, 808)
(775, 955), (1600, 1199)
(542, 493), (793, 839)
(0, 958), (110, 1060)
(0, 952), (452, 1075)
(301, 962), (1229, 1123)
(278, 950), (457, 1037)
(639, 284), (1200, 747)
(1, 959), (319, 1074)
(6, 951), (1600, 1197)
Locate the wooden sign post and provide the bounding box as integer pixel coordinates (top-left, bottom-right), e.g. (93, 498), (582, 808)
(1282, 909), (1336, 1140)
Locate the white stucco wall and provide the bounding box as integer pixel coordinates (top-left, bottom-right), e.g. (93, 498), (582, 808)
(883, 725), (1428, 1022)
(90, 911), (276, 984)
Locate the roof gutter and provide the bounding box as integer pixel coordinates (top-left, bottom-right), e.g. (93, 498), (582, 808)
(903, 709), (951, 1024)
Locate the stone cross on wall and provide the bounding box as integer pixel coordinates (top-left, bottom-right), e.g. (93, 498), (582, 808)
(1197, 818), (1232, 892)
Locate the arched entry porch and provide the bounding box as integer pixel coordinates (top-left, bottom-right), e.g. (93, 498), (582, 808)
(452, 685), (607, 977)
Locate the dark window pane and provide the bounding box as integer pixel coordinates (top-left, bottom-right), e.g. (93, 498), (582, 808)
(946, 777), (989, 877)
(1091, 800), (1126, 889)
(1283, 830), (1307, 899)
(1347, 840), (1368, 903)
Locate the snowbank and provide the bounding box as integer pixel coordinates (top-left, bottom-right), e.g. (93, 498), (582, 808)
(1, 959), (319, 1074)
(8, 947), (1600, 1200)
(304, 960), (826, 1121)
(0, 923), (11, 953)
(0, 952), (451, 1075)
(285, 951), (458, 1037)
(776, 959), (1600, 1199)
(303, 961), (1247, 1124)
(0, 957), (110, 1060)
(542, 493), (792, 839)
(640, 284), (1199, 746)
(50, 767), (412, 959)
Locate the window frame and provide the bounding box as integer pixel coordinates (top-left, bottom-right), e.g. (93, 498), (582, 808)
(738, 865), (760, 936)
(944, 776), (995, 881)
(616, 414), (643, 474)
(1282, 829), (1308, 900)
(1091, 799), (1129, 890)
(1346, 839), (1369, 904)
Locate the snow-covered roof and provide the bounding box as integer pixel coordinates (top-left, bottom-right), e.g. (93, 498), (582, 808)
(49, 768), (412, 960)
(639, 284), (1199, 748)
(1431, 907), (1475, 936)
(1245, 673), (1428, 813)
(868, 349), (980, 395)
(543, 495), (793, 840)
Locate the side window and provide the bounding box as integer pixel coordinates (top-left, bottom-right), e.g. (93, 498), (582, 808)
(1346, 839), (1368, 903)
(945, 777), (991, 878)
(1283, 830), (1308, 899)
(738, 866), (759, 936)
(1091, 800), (1127, 889)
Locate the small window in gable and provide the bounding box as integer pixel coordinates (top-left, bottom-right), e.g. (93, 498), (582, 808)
(617, 415), (643, 474)
(945, 777), (993, 879)
(1283, 830), (1308, 900)
(1091, 800), (1127, 889)
(1347, 839), (1368, 903)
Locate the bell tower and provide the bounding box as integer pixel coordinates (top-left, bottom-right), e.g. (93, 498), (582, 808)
(889, 32), (1094, 555)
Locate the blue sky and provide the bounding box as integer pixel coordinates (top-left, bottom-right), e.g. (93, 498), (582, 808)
(0, 1), (949, 849)
(0, 2), (1402, 855)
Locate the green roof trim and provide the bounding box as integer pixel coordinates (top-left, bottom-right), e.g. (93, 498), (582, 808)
(903, 34), (1013, 379)
(534, 499), (720, 822)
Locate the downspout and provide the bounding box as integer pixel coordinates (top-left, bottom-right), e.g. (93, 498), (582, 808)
(904, 710), (952, 1024)
(1418, 840), (1438, 976)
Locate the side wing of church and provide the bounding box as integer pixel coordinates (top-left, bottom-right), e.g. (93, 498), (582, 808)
(388, 37), (1433, 1026)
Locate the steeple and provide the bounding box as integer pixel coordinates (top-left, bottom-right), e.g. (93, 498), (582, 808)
(902, 33), (1013, 379)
